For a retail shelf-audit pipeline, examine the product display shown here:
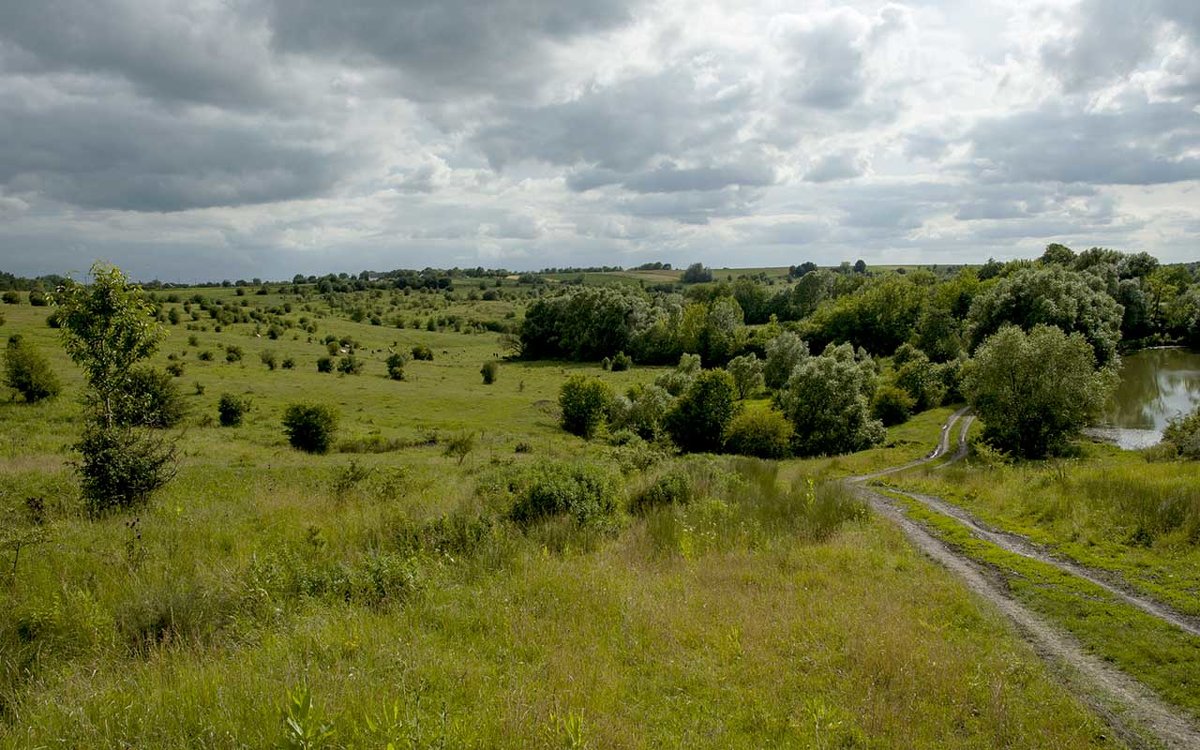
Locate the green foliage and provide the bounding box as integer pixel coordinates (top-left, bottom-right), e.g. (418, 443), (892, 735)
(443, 431), (476, 465)
(260, 349), (278, 370)
(967, 265), (1123, 365)
(763, 331), (808, 390)
(723, 408), (794, 459)
(1162, 407), (1200, 460)
(609, 383), (673, 440)
(802, 275), (927, 355)
(3, 334), (61, 403)
(508, 461), (620, 527)
(282, 683), (336, 749)
(218, 393), (251, 427)
(74, 425), (177, 516)
(725, 353), (764, 399)
(558, 375), (613, 439)
(1, 290), (18, 305)
(316, 356), (333, 373)
(385, 352), (408, 380)
(912, 303), (963, 362)
(681, 262), (713, 283)
(112, 367), (188, 428)
(336, 355), (363, 375)
(776, 345), (885, 456)
(654, 352), (701, 396)
(520, 286), (650, 360)
(963, 324), (1117, 458)
(665, 370), (740, 453)
(480, 360), (499, 384)
(283, 403), (339, 454)
(610, 350), (632, 371)
(892, 346), (946, 412)
(411, 344), (433, 361)
(871, 385), (915, 426)
(54, 262), (165, 426)
(630, 469), (696, 514)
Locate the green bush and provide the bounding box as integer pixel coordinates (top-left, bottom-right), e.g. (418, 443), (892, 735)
(75, 425), (176, 516)
(218, 393), (251, 427)
(198, 350), (214, 361)
(611, 351), (632, 372)
(871, 385), (915, 426)
(558, 374), (614, 439)
(283, 403), (338, 454)
(3, 334), (61, 403)
(411, 344), (434, 361)
(1, 291), (18, 305)
(281, 357), (296, 370)
(224, 345), (243, 363)
(386, 352), (408, 380)
(165, 361), (185, 378)
(723, 408), (794, 459)
(631, 470), (694, 514)
(509, 462), (620, 527)
(480, 360), (499, 385)
(260, 350), (278, 370)
(1162, 407), (1200, 460)
(665, 370), (740, 453)
(316, 356), (334, 373)
(113, 367), (188, 428)
(337, 355), (363, 375)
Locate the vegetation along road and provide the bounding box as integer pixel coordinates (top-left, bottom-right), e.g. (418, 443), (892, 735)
(851, 412), (1200, 750)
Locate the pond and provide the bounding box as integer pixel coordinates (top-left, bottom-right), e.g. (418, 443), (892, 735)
(1089, 347), (1200, 449)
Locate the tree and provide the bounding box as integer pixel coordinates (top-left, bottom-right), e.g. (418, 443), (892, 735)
(726, 353), (764, 399)
(775, 345), (885, 456)
(681, 262), (713, 284)
(54, 263), (175, 514)
(853, 259), (867, 274)
(282, 403), (338, 454)
(763, 331), (808, 390)
(963, 324), (1117, 458)
(723, 408), (794, 458)
(559, 375), (613, 439)
(966, 265), (1123, 365)
(3, 335), (61, 403)
(665, 370), (739, 453)
(1039, 243), (1076, 266)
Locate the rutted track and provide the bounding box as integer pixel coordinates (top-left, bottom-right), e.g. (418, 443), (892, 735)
(847, 411), (1200, 749)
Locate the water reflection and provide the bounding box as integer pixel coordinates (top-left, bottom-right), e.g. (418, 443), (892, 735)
(1095, 348), (1200, 448)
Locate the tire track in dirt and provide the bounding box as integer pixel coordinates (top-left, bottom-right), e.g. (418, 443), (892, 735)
(847, 412), (1200, 749)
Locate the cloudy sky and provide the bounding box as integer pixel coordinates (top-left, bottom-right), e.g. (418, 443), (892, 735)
(0, 0), (1197, 280)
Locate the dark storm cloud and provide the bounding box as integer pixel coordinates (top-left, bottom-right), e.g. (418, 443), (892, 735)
(963, 101), (1200, 185)
(265, 0), (637, 97)
(0, 94), (345, 211)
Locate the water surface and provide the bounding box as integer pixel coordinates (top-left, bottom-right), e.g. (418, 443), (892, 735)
(1091, 348), (1200, 449)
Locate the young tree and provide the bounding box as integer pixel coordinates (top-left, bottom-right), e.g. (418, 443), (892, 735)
(3, 335), (61, 403)
(776, 346), (885, 456)
(665, 370), (740, 453)
(559, 374), (613, 439)
(54, 263), (175, 514)
(763, 331), (808, 390)
(726, 353), (765, 399)
(963, 324), (1117, 458)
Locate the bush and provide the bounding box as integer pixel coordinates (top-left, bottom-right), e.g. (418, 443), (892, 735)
(411, 344), (434, 361)
(610, 383), (673, 440)
(225, 345), (243, 363)
(1162, 407), (1200, 460)
(337, 355), (363, 375)
(316, 356), (334, 373)
(282, 357), (296, 370)
(3, 335), (61, 403)
(260, 350), (278, 370)
(723, 408), (794, 459)
(198, 350), (214, 361)
(559, 374), (614, 439)
(480, 361), (499, 384)
(776, 346), (885, 456)
(1, 291), (18, 305)
(47, 310), (64, 328)
(75, 425), (176, 516)
(726, 353), (764, 399)
(763, 331), (808, 390)
(165, 361), (185, 377)
(113, 367), (187, 428)
(509, 462), (620, 527)
(282, 403), (338, 454)
(871, 385), (915, 426)
(218, 393), (251, 427)
(386, 352), (408, 380)
(611, 351), (632, 371)
(631, 470), (695, 514)
(665, 370), (740, 453)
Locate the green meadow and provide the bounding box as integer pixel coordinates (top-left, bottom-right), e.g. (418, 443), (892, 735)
(0, 283), (1127, 748)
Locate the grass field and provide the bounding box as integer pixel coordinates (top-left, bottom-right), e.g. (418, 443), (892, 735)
(0, 287), (1150, 748)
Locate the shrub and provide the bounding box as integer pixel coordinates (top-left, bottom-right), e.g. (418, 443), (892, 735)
(776, 346), (885, 456)
(723, 408), (794, 459)
(726, 353), (764, 399)
(443, 431), (476, 464)
(558, 374), (614, 439)
(282, 357), (296, 370)
(871, 385), (915, 426)
(3, 334), (61, 403)
(113, 367), (187, 428)
(480, 360), (499, 384)
(655, 353), (702, 396)
(218, 393), (251, 427)
(27, 290), (48, 306)
(631, 470), (694, 514)
(763, 331), (808, 390)
(611, 351), (632, 371)
(1162, 407), (1200, 460)
(197, 349), (214, 361)
(225, 345), (243, 363)
(509, 462), (620, 527)
(165, 361), (185, 378)
(260, 350), (278, 370)
(411, 344), (434, 361)
(665, 370), (740, 453)
(316, 356), (334, 373)
(75, 425), (176, 516)
(610, 383), (673, 440)
(282, 403), (338, 454)
(1, 291), (18, 305)
(386, 352), (408, 380)
(337, 355), (363, 375)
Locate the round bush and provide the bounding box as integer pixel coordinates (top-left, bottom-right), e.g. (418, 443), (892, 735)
(218, 393), (251, 427)
(558, 374), (614, 439)
(113, 367), (187, 428)
(871, 385), (915, 427)
(3, 334), (61, 403)
(316, 356), (333, 373)
(282, 403), (338, 454)
(509, 462), (619, 527)
(723, 408), (794, 459)
(481, 360), (499, 384)
(411, 344), (434, 361)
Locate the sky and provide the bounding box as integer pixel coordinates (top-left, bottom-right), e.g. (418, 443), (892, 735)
(0, 0), (1197, 281)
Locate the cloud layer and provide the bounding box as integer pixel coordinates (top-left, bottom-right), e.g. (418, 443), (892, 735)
(0, 0), (1196, 280)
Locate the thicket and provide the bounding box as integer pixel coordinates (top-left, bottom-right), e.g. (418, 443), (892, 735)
(3, 334), (61, 403)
